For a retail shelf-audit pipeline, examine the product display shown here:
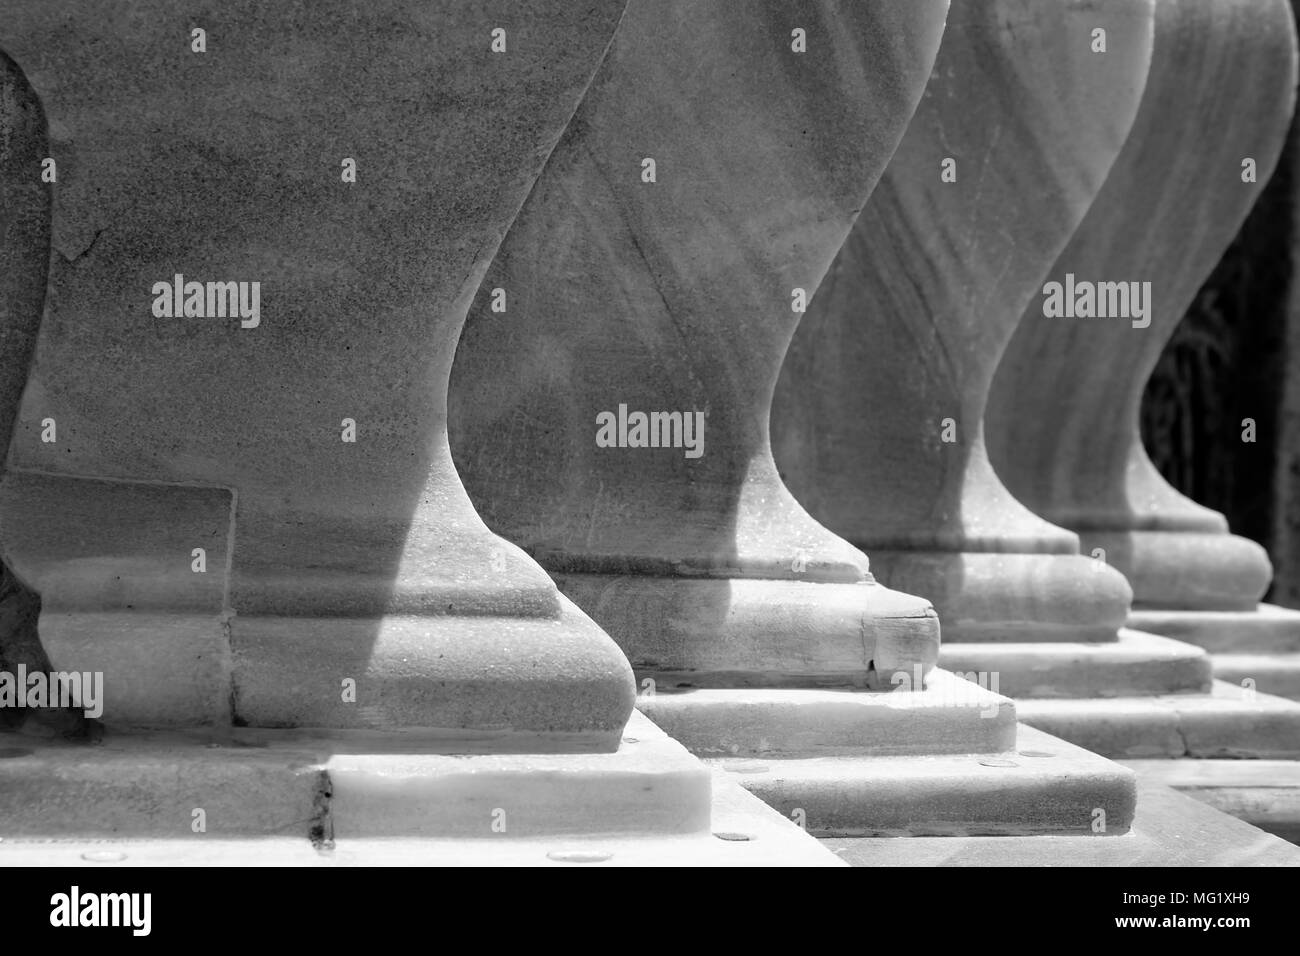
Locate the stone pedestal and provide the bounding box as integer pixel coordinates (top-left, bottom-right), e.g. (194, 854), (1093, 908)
(452, 0), (951, 692)
(986, 0), (1300, 731)
(775, 0), (1151, 649)
(0, 0), (781, 855)
(1, 0), (639, 743)
(450, 0), (1137, 836)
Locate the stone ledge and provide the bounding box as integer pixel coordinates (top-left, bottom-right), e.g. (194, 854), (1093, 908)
(1122, 758), (1300, 844)
(1212, 653), (1300, 702)
(938, 627), (1211, 698)
(1128, 603), (1300, 654)
(635, 670), (1016, 757)
(556, 575), (939, 688)
(0, 766), (841, 867)
(823, 780), (1300, 866)
(706, 724), (1136, 837)
(0, 712), (712, 840)
(1015, 680), (1300, 758)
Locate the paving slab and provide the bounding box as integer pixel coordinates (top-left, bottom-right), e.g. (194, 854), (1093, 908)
(0, 767), (841, 867)
(823, 780), (1300, 866)
(0, 712), (714, 840)
(1123, 758), (1300, 844)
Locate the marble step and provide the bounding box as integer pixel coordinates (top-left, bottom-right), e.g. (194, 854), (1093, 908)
(1128, 603), (1300, 654)
(1015, 680), (1300, 758)
(1122, 758), (1300, 845)
(823, 778), (1300, 866)
(0, 711), (718, 841)
(705, 724), (1134, 838)
(1127, 604), (1300, 702)
(938, 628), (1211, 698)
(0, 766), (840, 867)
(636, 670), (1016, 758)
(1212, 653), (1300, 702)
(636, 676), (1138, 837)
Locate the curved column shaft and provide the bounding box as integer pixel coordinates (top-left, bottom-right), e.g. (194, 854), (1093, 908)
(451, 0), (951, 686)
(988, 0), (1299, 612)
(0, 0), (635, 744)
(773, 0), (1152, 642)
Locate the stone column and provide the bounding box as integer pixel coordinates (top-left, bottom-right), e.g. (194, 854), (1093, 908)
(988, 0), (1300, 706)
(776, 0), (1300, 763)
(1, 0), (854, 858)
(453, 0), (950, 690)
(0, 0), (639, 746)
(774, 0), (1145, 651)
(452, 0), (1137, 836)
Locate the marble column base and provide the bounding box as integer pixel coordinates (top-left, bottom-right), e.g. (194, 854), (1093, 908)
(0, 470), (635, 745)
(554, 573), (939, 689)
(1129, 603), (1300, 701)
(636, 672), (1137, 836)
(865, 550), (1130, 644)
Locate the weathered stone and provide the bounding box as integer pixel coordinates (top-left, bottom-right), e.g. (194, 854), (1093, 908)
(826, 778), (1300, 866)
(988, 0), (1296, 615)
(638, 671), (1017, 758)
(1122, 757), (1300, 844)
(1016, 680), (1300, 759)
(773, 0), (1151, 647)
(452, 0), (953, 689)
(0, 0), (637, 742)
(449, 0), (1162, 838)
(713, 724), (1136, 838)
(984, 0), (1300, 734)
(0, 714), (844, 865)
(938, 630), (1212, 699)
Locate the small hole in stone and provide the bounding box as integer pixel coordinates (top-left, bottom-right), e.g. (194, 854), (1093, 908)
(81, 850), (127, 862)
(978, 758), (1019, 768)
(622, 737), (639, 744)
(714, 832), (755, 842)
(1018, 750), (1054, 758)
(546, 849), (612, 863)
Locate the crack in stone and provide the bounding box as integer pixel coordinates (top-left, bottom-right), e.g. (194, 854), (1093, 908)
(308, 769), (335, 850)
(57, 227), (104, 265)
